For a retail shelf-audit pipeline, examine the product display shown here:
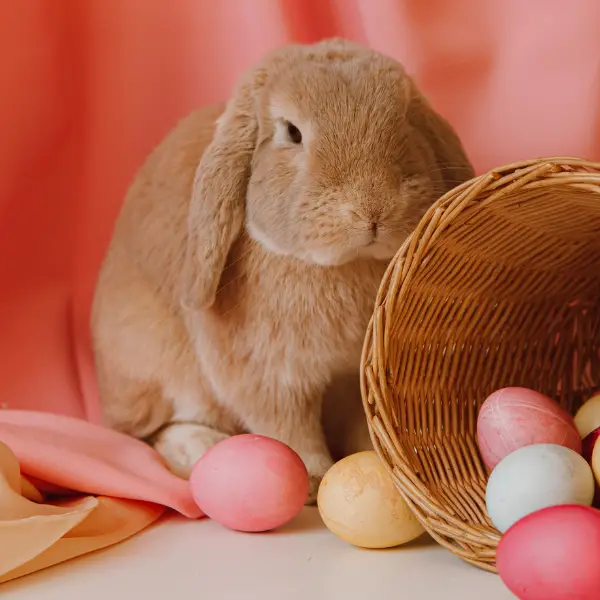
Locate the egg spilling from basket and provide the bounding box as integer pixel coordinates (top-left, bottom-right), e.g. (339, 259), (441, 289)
(497, 504), (600, 600)
(476, 387), (582, 471)
(485, 443), (594, 533)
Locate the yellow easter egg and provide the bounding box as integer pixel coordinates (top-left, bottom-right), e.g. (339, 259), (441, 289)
(317, 451), (425, 548)
(575, 394), (600, 438)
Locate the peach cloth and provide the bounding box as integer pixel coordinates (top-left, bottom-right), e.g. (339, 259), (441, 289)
(0, 0), (599, 583)
(0, 441), (166, 584)
(0, 412), (201, 582)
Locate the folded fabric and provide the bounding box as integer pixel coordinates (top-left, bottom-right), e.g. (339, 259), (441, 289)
(0, 410), (202, 519)
(0, 441), (166, 584)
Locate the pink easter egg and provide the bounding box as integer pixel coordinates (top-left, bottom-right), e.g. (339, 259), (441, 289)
(477, 387), (581, 471)
(190, 434), (309, 532)
(497, 504), (600, 600)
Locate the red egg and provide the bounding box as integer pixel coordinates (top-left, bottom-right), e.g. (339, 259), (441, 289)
(582, 426), (600, 463)
(477, 387), (581, 471)
(497, 504), (600, 600)
(580, 427), (600, 507)
(189, 434), (309, 533)
(584, 428), (600, 508)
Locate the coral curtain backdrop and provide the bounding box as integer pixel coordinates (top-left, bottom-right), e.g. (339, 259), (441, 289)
(0, 0), (599, 422)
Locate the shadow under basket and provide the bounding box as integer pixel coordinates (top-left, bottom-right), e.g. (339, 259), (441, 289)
(360, 157), (600, 572)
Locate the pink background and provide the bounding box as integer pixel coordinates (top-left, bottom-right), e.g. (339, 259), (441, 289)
(1, 0), (599, 423)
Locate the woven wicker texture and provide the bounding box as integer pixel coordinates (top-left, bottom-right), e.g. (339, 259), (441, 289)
(360, 157), (600, 572)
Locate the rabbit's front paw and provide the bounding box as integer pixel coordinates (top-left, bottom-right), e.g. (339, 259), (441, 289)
(303, 453), (334, 505)
(152, 422), (229, 479)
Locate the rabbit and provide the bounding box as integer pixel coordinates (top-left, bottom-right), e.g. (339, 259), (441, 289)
(90, 38), (474, 503)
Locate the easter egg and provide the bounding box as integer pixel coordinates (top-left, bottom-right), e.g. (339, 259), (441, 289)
(190, 434), (309, 532)
(477, 387), (581, 471)
(576, 395), (600, 507)
(591, 436), (600, 485)
(581, 427), (600, 507)
(485, 443), (594, 533)
(497, 504), (600, 600)
(574, 393), (600, 438)
(317, 451), (424, 548)
(581, 425), (600, 463)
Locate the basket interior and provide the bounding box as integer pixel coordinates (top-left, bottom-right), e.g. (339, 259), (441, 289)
(364, 164), (600, 567)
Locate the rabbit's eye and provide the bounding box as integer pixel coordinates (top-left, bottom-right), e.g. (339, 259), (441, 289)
(286, 121), (302, 144)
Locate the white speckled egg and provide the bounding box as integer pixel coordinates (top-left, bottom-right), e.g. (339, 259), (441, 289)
(486, 443), (595, 533)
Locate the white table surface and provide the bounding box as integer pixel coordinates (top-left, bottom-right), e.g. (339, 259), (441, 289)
(2, 507), (515, 599)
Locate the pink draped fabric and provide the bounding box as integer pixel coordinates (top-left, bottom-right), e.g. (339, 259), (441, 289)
(0, 0), (599, 505)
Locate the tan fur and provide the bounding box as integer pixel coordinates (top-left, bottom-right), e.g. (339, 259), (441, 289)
(91, 38), (474, 502)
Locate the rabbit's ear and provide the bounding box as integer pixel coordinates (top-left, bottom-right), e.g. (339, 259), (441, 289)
(180, 71), (267, 311)
(406, 80), (475, 189)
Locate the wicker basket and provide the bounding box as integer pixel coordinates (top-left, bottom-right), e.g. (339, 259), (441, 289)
(360, 157), (600, 572)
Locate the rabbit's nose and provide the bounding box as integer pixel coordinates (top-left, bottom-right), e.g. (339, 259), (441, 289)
(349, 205), (381, 221)
(345, 204), (382, 233)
